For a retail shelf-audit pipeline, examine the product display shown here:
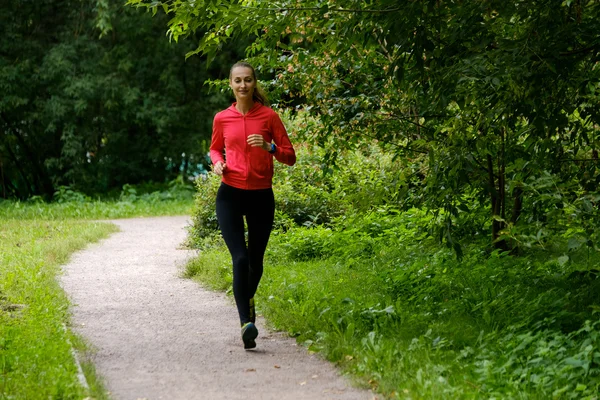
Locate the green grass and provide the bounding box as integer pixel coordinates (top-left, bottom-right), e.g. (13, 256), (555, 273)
(0, 198), (193, 220)
(0, 180), (195, 220)
(185, 208), (600, 399)
(0, 219), (118, 399)
(184, 243), (231, 292)
(0, 193), (194, 399)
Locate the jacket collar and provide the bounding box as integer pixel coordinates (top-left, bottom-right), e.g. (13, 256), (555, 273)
(228, 102), (262, 116)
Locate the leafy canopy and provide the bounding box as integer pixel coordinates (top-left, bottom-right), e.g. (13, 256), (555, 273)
(131, 0), (600, 250)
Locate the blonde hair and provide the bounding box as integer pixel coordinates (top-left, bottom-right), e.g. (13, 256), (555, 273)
(229, 61), (269, 106)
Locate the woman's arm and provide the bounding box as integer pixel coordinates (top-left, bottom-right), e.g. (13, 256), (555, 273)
(270, 113), (296, 166)
(209, 115), (227, 174)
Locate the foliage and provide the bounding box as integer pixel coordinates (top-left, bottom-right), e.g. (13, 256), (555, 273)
(187, 113), (410, 248)
(188, 172), (222, 247)
(0, 219), (117, 398)
(131, 0), (600, 252)
(0, 180), (194, 220)
(185, 207), (600, 398)
(0, 0), (239, 200)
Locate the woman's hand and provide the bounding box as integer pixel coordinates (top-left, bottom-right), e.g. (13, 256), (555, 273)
(247, 134), (270, 151)
(213, 161), (227, 176)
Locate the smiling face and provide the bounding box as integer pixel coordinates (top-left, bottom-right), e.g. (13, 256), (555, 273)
(229, 66), (256, 103)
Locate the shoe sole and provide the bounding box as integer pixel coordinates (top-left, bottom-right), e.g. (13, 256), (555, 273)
(242, 323), (258, 350)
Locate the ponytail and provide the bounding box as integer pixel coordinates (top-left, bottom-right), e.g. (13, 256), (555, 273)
(253, 84), (269, 106)
(230, 61), (269, 106)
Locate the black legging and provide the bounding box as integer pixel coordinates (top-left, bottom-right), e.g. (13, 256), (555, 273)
(216, 182), (275, 325)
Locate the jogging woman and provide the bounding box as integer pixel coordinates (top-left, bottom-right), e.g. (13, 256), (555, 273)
(210, 61), (296, 349)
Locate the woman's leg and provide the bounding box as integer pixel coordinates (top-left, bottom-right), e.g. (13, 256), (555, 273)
(216, 183), (251, 325)
(245, 188), (275, 300)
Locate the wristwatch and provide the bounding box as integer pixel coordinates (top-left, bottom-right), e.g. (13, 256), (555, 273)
(268, 143), (276, 154)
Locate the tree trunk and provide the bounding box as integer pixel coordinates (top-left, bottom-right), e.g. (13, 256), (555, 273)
(499, 128), (506, 220)
(1, 115), (55, 199)
(511, 187), (523, 224)
(0, 133), (33, 198)
(488, 150), (508, 250)
(488, 154), (500, 238)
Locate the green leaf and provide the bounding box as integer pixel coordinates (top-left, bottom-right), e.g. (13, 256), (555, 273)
(568, 237), (583, 250)
(557, 255), (569, 266)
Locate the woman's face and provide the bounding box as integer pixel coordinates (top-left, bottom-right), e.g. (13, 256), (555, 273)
(230, 67), (256, 102)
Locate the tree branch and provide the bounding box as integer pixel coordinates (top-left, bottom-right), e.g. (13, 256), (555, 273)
(361, 131), (430, 154)
(471, 154), (491, 176)
(559, 43), (600, 56)
(242, 6), (401, 14)
(378, 113), (431, 130)
(558, 158), (600, 162)
(377, 112), (449, 129)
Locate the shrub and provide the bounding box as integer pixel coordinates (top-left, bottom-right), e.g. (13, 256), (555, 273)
(188, 113), (412, 248)
(187, 173), (222, 249)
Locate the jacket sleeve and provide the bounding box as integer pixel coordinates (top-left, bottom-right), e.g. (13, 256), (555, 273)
(270, 112), (296, 166)
(209, 114), (225, 165)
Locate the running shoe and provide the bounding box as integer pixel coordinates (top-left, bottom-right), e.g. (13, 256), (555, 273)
(249, 297), (256, 323)
(241, 322), (258, 350)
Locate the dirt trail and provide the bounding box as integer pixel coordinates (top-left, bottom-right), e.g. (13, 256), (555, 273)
(61, 216), (373, 400)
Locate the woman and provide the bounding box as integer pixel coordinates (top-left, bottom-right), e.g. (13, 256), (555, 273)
(210, 61), (296, 349)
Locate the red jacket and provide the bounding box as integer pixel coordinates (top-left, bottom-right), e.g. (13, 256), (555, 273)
(210, 103), (296, 190)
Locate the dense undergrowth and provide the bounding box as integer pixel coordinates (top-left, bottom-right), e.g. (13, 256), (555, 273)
(187, 135), (600, 399)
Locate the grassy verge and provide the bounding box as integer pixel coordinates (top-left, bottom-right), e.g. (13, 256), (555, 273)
(0, 219), (118, 399)
(0, 180), (195, 220)
(185, 208), (600, 399)
(0, 198), (193, 220)
(0, 193), (193, 399)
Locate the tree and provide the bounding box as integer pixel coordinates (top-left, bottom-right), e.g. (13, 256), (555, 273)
(130, 0), (600, 250)
(1, 0), (238, 199)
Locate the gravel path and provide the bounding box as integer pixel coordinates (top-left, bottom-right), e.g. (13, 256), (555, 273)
(61, 216), (374, 400)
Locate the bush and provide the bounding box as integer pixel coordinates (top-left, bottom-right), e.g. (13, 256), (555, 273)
(188, 112), (412, 248)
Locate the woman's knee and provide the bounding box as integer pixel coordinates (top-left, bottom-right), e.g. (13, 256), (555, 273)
(233, 254), (249, 270)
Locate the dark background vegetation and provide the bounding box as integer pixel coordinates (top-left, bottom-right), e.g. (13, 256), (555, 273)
(0, 0), (245, 200)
